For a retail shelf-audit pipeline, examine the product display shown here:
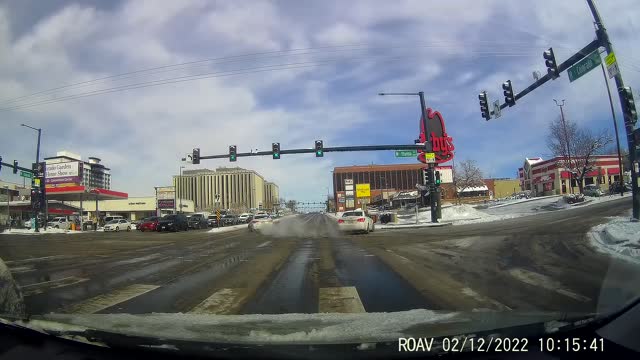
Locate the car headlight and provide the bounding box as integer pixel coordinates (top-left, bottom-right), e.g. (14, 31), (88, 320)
(167, 223), (173, 226)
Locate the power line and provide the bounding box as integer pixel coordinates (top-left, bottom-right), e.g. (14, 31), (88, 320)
(0, 41), (550, 107)
(1, 51), (539, 112)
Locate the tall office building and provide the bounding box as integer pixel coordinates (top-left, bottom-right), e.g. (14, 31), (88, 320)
(263, 181), (280, 211)
(174, 167), (278, 212)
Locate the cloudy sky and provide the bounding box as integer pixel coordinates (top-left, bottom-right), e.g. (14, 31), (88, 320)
(1, 0), (639, 203)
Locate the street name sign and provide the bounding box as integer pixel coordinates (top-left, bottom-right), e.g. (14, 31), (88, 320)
(20, 171), (33, 179)
(395, 150), (417, 158)
(567, 50), (601, 82)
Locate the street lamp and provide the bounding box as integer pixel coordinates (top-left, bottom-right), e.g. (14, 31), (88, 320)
(21, 123), (43, 232)
(553, 99), (573, 194)
(154, 186), (160, 217)
(4, 185), (9, 230)
(179, 166), (185, 213)
(378, 91), (438, 223)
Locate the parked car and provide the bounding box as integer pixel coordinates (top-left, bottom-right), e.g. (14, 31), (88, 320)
(337, 210), (375, 234)
(47, 217), (70, 230)
(104, 219), (131, 232)
(563, 193), (586, 204)
(207, 215), (221, 227)
(221, 214), (238, 226)
(157, 214), (189, 232)
(138, 216), (159, 232)
(582, 184), (604, 197)
(609, 182), (632, 194)
(188, 214), (208, 229)
(104, 215), (124, 223)
(248, 213), (273, 232)
(238, 213), (252, 223)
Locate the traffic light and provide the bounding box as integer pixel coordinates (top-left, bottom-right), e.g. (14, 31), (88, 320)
(424, 168), (433, 185)
(543, 47), (559, 79)
(619, 86), (637, 124)
(31, 188), (41, 210)
(272, 143), (280, 159)
(478, 91), (491, 120)
(192, 148), (200, 165)
(0, 156), (2, 172)
(315, 140), (323, 157)
(229, 145), (237, 162)
(435, 171), (441, 186)
(13, 160), (18, 174)
(502, 80), (515, 107)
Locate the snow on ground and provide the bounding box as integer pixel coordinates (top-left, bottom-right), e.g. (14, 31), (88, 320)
(1, 228), (83, 235)
(41, 309), (458, 344)
(588, 210), (640, 264)
(484, 195), (561, 209)
(390, 204), (521, 226)
(207, 224), (248, 234)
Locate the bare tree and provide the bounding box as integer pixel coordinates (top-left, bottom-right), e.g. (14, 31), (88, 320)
(285, 200), (297, 212)
(453, 160), (485, 204)
(546, 117), (612, 193)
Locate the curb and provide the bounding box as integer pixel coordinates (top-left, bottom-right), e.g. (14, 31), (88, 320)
(377, 222), (453, 229)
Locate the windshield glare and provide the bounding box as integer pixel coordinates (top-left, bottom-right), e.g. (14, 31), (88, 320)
(1, 0), (639, 351)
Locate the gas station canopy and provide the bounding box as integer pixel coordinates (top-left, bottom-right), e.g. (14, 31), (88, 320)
(46, 186), (128, 202)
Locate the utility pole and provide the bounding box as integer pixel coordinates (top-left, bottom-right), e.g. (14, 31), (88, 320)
(598, 49), (625, 196)
(21, 124), (42, 232)
(554, 99), (574, 194)
(587, 0), (639, 219)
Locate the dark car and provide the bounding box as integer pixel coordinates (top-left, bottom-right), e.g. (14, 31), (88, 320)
(156, 214), (188, 232)
(221, 214), (238, 226)
(207, 215), (221, 227)
(187, 214), (208, 229)
(138, 216), (159, 232)
(609, 182), (632, 194)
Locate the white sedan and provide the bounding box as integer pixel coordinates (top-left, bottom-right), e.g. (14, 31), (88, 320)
(248, 214), (273, 232)
(337, 210), (375, 234)
(104, 219), (132, 232)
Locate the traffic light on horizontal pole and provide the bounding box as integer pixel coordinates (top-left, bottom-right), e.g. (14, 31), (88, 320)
(543, 47), (559, 79)
(13, 160), (18, 174)
(315, 140), (323, 157)
(229, 145), (237, 162)
(479, 91), (490, 120)
(502, 80), (515, 107)
(272, 143), (280, 159)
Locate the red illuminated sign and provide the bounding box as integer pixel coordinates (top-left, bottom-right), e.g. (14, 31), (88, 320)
(417, 108), (455, 164)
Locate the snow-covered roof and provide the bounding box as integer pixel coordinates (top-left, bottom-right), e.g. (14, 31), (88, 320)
(457, 185), (489, 193)
(525, 157), (544, 165)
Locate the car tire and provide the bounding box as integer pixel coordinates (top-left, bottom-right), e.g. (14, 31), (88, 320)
(55, 225), (59, 229)
(115, 226), (120, 232)
(140, 228), (145, 232)
(371, 223), (375, 232)
(127, 226), (131, 232)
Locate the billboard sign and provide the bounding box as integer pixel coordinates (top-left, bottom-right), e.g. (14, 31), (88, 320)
(46, 162), (83, 187)
(417, 108), (455, 164)
(344, 179), (354, 186)
(356, 183), (370, 197)
(158, 199), (175, 209)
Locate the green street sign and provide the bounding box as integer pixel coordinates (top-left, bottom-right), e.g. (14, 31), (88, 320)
(20, 170), (33, 178)
(567, 50), (601, 82)
(395, 150), (417, 158)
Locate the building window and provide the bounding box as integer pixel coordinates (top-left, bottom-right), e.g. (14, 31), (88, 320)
(585, 177), (594, 185)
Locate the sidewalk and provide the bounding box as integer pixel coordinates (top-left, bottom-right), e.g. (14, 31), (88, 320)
(483, 195), (562, 209)
(588, 212), (640, 265)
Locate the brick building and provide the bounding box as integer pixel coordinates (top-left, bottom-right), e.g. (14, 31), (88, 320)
(518, 155), (622, 196)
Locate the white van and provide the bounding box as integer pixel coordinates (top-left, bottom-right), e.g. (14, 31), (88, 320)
(47, 217), (70, 229)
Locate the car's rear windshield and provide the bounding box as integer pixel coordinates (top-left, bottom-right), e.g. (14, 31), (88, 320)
(162, 215), (176, 220)
(343, 211), (363, 217)
(254, 215), (269, 219)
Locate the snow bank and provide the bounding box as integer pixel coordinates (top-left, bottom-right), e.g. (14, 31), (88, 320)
(0, 258), (26, 317)
(207, 224), (248, 234)
(1, 228), (82, 235)
(588, 212), (640, 264)
(42, 309), (458, 344)
(394, 204), (520, 226)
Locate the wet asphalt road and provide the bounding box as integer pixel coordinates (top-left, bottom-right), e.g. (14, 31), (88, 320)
(0, 197), (638, 316)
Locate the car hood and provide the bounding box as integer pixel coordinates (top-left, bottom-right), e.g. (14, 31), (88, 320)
(3, 310), (596, 347)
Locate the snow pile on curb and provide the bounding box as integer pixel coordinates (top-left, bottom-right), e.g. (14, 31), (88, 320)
(588, 212), (640, 264)
(1, 228), (82, 235)
(207, 224), (247, 234)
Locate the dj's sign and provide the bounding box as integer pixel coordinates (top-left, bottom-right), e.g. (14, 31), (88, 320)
(417, 108), (455, 164)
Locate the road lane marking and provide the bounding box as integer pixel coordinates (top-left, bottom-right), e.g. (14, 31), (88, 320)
(8, 265), (34, 273)
(318, 286), (366, 313)
(63, 284), (160, 314)
(461, 287), (512, 310)
(508, 268), (591, 302)
(548, 215), (580, 225)
(189, 288), (248, 314)
(257, 241), (272, 248)
(5, 255), (71, 265)
(386, 249), (410, 262)
(21, 276), (89, 296)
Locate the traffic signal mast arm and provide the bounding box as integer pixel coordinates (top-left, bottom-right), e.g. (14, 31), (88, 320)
(0, 159), (36, 174)
(183, 144), (429, 161)
(489, 39), (600, 116)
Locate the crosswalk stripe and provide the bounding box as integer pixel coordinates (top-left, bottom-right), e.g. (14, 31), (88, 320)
(508, 268), (591, 302)
(63, 284), (160, 314)
(189, 288), (248, 314)
(318, 286), (366, 313)
(21, 276), (89, 297)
